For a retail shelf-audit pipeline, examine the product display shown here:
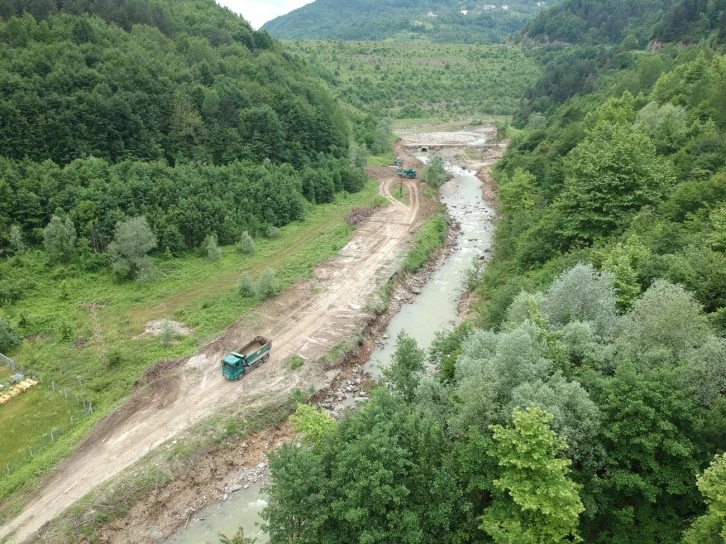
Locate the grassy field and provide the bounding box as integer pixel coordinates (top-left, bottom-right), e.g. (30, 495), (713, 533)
(287, 41), (541, 118)
(0, 181), (379, 495)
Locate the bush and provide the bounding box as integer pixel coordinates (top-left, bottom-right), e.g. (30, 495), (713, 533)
(43, 215), (77, 263)
(203, 234), (222, 261)
(108, 216), (158, 282)
(257, 267), (279, 299)
(403, 215), (448, 273)
(265, 226), (281, 239)
(239, 231), (256, 254)
(238, 272), (256, 298)
(0, 319), (20, 353)
(423, 155), (448, 189)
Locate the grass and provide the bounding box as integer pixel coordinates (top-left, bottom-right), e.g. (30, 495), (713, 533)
(403, 214), (448, 273)
(368, 150), (397, 167)
(0, 181), (379, 503)
(0, 387), (82, 469)
(289, 355), (305, 371)
(392, 184), (409, 204)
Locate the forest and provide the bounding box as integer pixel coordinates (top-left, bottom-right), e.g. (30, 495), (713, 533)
(0, 3), (371, 258)
(260, 2), (726, 543)
(263, 0), (561, 44)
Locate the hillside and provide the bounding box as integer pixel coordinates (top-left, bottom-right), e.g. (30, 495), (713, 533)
(522, 0), (677, 45)
(288, 41), (541, 118)
(653, 0), (726, 44)
(263, 0), (563, 44)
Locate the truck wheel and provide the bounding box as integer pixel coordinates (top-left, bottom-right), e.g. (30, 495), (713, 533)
(262, 354), (270, 363)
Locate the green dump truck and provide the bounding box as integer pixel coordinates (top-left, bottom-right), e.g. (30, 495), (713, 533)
(222, 336), (271, 380)
(397, 168), (417, 179)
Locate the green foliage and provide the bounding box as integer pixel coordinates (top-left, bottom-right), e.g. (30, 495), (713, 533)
(158, 319), (176, 347)
(708, 205), (726, 251)
(238, 272), (256, 298)
(289, 355), (305, 371)
(265, 226), (281, 240)
(372, 118), (393, 155)
(286, 41), (541, 119)
(263, 0), (558, 43)
(382, 331), (425, 402)
(499, 168), (537, 216)
(403, 214), (448, 273)
(0, 318), (20, 353)
(108, 216), (158, 282)
(43, 214), (77, 264)
(8, 225), (24, 254)
(423, 155), (448, 189)
(601, 235), (650, 311)
(482, 406), (584, 544)
(653, 0), (726, 44)
(290, 403), (336, 447)
(616, 280), (711, 368)
(348, 143), (369, 169)
(239, 231), (256, 255)
(257, 268), (279, 300)
(524, 0), (674, 45)
(684, 453), (726, 544)
(219, 528), (257, 544)
(203, 234), (222, 262)
(560, 116), (673, 241)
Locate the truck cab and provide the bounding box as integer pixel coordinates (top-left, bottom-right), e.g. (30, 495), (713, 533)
(222, 352), (247, 380)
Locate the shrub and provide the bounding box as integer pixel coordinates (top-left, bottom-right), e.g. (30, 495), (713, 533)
(0, 319), (20, 353)
(423, 155), (448, 189)
(239, 231), (256, 254)
(265, 226), (281, 239)
(108, 216), (158, 282)
(238, 272), (256, 298)
(202, 234), (222, 261)
(257, 267), (279, 299)
(43, 215), (77, 263)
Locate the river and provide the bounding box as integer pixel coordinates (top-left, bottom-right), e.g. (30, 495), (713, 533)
(164, 149), (495, 544)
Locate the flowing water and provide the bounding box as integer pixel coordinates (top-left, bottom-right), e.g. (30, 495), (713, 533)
(164, 482), (268, 544)
(164, 148), (495, 544)
(363, 162), (495, 378)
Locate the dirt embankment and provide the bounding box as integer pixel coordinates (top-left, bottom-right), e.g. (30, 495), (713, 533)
(0, 147), (433, 544)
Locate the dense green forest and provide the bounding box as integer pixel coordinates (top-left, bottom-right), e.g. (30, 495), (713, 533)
(263, 0), (562, 44)
(522, 0), (676, 45)
(653, 0), (726, 44)
(0, 1), (371, 258)
(261, 3), (726, 543)
(286, 41), (541, 118)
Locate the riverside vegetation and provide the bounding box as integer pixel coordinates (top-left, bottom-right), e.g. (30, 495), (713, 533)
(259, 1), (726, 543)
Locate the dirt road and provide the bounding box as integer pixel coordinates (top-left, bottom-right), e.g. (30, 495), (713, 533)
(0, 174), (423, 544)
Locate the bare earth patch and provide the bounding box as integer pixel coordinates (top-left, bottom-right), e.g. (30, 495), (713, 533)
(134, 320), (194, 340)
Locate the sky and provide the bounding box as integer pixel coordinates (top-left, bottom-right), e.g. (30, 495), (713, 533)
(216, 0), (315, 29)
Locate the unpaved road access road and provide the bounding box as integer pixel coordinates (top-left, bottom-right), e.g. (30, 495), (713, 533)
(0, 171), (424, 544)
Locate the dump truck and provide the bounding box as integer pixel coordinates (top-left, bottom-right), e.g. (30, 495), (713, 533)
(397, 168), (417, 179)
(222, 336), (271, 380)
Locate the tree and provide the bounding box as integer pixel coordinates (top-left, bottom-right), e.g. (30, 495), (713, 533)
(481, 406), (584, 544)
(708, 204), (726, 251)
(108, 216), (158, 282)
(239, 231), (256, 254)
(43, 214), (77, 263)
(684, 454), (726, 544)
(499, 168), (537, 216)
(372, 117), (392, 155)
(238, 272), (255, 298)
(541, 264), (618, 338)
(382, 331), (425, 402)
(290, 404), (336, 447)
(348, 143), (368, 169)
(0, 319), (20, 353)
(9, 225), (24, 254)
(257, 267), (279, 299)
(203, 234), (222, 261)
(560, 119), (673, 240)
(616, 280), (711, 367)
(423, 155), (448, 189)
(601, 235), (650, 312)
